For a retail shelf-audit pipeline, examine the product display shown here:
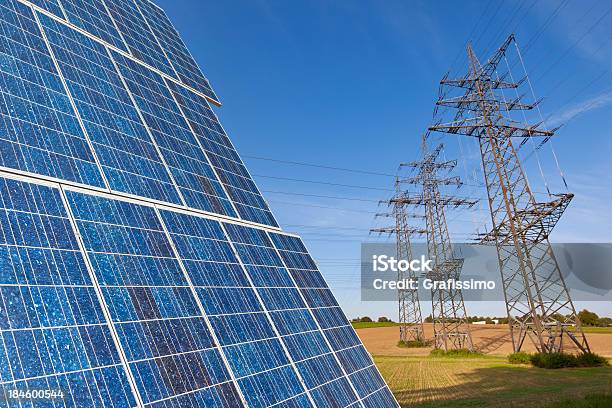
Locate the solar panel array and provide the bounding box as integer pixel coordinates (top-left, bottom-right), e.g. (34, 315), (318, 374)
(0, 0), (397, 406)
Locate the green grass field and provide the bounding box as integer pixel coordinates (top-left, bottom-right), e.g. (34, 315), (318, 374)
(580, 326), (612, 334)
(374, 355), (612, 407)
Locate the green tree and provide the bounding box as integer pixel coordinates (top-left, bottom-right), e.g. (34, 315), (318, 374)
(360, 316), (373, 323)
(578, 309), (599, 326)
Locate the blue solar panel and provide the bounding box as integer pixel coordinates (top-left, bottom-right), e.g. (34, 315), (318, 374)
(0, 0), (105, 188)
(111, 50), (237, 217)
(103, 0), (175, 78)
(0, 175), (136, 406)
(160, 211), (310, 407)
(224, 224), (366, 407)
(269, 233), (395, 404)
(24, 0), (65, 18)
(59, 0), (128, 51)
(167, 81), (279, 227)
(38, 12), (183, 205)
(0, 2), (398, 406)
(65, 190), (243, 406)
(135, 0), (219, 103)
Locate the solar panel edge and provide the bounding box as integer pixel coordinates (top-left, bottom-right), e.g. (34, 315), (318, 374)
(166, 81), (280, 228)
(268, 232), (400, 407)
(128, 0), (181, 79)
(134, 0), (220, 102)
(262, 231), (369, 407)
(216, 222), (317, 407)
(14, 0), (221, 107)
(159, 76), (242, 219)
(200, 101), (281, 229)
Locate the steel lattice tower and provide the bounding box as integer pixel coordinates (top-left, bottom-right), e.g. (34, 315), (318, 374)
(372, 178), (426, 343)
(430, 35), (589, 353)
(394, 141), (476, 350)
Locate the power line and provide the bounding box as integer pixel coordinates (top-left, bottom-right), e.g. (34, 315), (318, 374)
(472, 2), (503, 53)
(449, 1), (494, 74)
(252, 171), (485, 190)
(244, 155), (397, 177)
(264, 189), (486, 204)
(252, 174), (395, 191)
(283, 224), (374, 232)
(481, 0), (531, 57)
(262, 190), (384, 203)
(267, 200), (380, 215)
(534, 4), (612, 83)
(522, 0), (572, 54)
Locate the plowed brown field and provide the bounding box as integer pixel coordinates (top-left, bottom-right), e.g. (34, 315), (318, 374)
(356, 323), (612, 356)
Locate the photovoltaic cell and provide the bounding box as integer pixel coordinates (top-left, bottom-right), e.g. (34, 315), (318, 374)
(362, 387), (398, 408)
(111, 50), (237, 217)
(160, 211), (308, 407)
(223, 223), (361, 407)
(59, 0), (128, 51)
(0, 176), (136, 406)
(23, 0), (65, 18)
(0, 0), (105, 188)
(103, 0), (175, 78)
(168, 81), (279, 227)
(38, 12), (183, 205)
(135, 0), (219, 103)
(66, 191), (243, 407)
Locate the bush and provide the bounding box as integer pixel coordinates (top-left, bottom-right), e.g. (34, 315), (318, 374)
(508, 351), (532, 364)
(430, 348), (482, 358)
(530, 352), (578, 369)
(529, 351), (609, 369)
(378, 316), (391, 323)
(359, 316), (373, 323)
(575, 352), (609, 367)
(398, 339), (430, 348)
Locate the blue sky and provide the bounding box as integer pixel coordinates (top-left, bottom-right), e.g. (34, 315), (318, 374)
(157, 0), (612, 318)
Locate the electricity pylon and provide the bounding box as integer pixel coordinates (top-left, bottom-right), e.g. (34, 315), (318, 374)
(429, 34), (589, 353)
(396, 141), (476, 351)
(371, 178), (426, 343)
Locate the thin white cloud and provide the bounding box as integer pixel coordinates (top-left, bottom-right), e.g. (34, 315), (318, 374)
(547, 91), (612, 127)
